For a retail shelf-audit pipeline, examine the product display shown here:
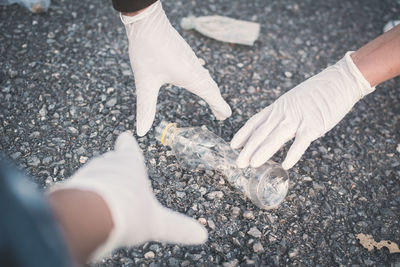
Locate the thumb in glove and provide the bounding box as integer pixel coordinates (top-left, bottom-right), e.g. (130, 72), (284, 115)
(49, 132), (207, 262)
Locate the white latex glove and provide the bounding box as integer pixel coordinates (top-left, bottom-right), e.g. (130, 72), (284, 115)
(121, 1), (232, 136)
(49, 132), (207, 261)
(231, 52), (375, 170)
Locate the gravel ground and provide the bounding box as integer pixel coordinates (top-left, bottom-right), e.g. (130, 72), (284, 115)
(1, 0), (400, 266)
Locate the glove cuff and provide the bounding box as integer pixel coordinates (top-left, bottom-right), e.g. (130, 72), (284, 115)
(120, 0), (161, 25)
(344, 51), (376, 97)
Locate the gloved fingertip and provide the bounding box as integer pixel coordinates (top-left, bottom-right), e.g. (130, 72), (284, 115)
(230, 142), (239, 150)
(283, 136), (311, 170)
(190, 223), (208, 245)
(230, 131), (247, 149)
(115, 131), (139, 152)
(282, 150), (302, 170)
(281, 160), (294, 170)
(136, 119), (152, 137)
(211, 101), (232, 121)
(155, 208), (208, 245)
(136, 127), (148, 137)
(249, 157), (266, 168)
(236, 158), (249, 169)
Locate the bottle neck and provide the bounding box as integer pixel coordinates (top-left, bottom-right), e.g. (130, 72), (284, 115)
(159, 123), (177, 147)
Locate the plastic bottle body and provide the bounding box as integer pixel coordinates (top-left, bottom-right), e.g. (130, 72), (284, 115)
(156, 122), (289, 209)
(180, 15), (260, 46)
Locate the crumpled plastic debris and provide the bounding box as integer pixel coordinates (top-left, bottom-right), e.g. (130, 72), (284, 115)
(0, 0), (50, 13)
(357, 233), (400, 254)
(181, 15), (260, 46)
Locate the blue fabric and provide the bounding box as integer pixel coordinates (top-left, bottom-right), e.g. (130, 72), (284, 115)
(0, 157), (72, 267)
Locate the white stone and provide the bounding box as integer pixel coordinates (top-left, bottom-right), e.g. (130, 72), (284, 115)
(79, 156), (88, 164)
(198, 58), (206, 66)
(243, 210), (255, 220)
(144, 251), (155, 259)
(253, 242), (264, 253)
(247, 226), (262, 238)
(284, 71), (293, 78)
(198, 218), (207, 226)
(206, 191), (224, 200)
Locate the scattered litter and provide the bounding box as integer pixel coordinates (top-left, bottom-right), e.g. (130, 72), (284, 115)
(181, 15), (260, 46)
(0, 0), (50, 13)
(356, 233), (400, 254)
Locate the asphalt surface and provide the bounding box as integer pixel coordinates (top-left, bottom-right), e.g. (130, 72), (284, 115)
(1, 0), (400, 266)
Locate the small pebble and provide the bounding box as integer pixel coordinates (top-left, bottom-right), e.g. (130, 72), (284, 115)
(144, 251), (155, 259)
(176, 191), (186, 198)
(122, 69), (131, 76)
(27, 156), (40, 167)
(206, 191), (224, 200)
(106, 98), (117, 107)
(9, 70), (18, 78)
(243, 210), (255, 220)
(288, 248), (299, 258)
(248, 86), (256, 94)
(39, 106), (47, 118)
(181, 260), (191, 267)
(68, 127), (79, 135)
(107, 87), (114, 94)
(79, 156), (88, 164)
(198, 58), (206, 66)
(198, 217), (207, 226)
(284, 71), (293, 78)
(231, 207), (241, 216)
(247, 227), (262, 238)
(207, 219), (216, 230)
(222, 259), (239, 267)
(253, 242), (264, 253)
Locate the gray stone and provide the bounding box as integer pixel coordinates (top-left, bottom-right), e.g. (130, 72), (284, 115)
(247, 226), (262, 238)
(243, 210), (255, 220)
(106, 97), (117, 107)
(206, 191), (224, 200)
(68, 127), (79, 135)
(253, 242), (264, 253)
(222, 259), (239, 267)
(27, 156), (40, 167)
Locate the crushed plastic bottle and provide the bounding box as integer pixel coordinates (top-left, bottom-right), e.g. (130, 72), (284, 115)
(0, 0), (50, 13)
(181, 15), (260, 46)
(155, 121), (289, 210)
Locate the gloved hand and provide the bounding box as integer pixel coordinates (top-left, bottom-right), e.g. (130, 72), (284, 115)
(49, 132), (207, 261)
(231, 52), (375, 170)
(121, 1), (232, 136)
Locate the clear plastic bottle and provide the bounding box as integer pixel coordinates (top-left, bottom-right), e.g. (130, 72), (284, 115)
(155, 121), (289, 210)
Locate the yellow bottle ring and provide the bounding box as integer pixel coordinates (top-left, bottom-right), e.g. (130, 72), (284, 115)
(161, 123), (177, 145)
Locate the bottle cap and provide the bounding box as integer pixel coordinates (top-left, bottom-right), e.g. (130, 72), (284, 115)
(155, 121), (177, 145)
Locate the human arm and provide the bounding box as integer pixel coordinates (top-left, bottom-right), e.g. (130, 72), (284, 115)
(351, 24), (400, 87)
(231, 25), (400, 170)
(47, 132), (207, 265)
(116, 0), (231, 136)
